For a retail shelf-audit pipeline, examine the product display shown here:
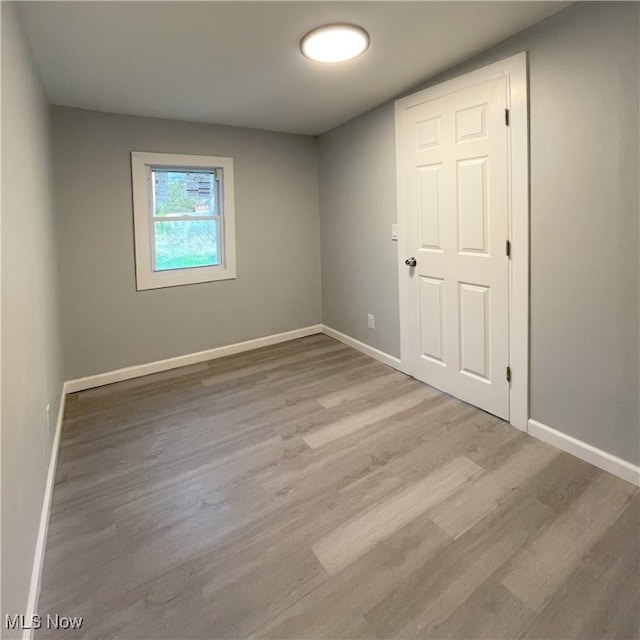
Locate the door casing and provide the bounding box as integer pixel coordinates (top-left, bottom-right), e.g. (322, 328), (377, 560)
(395, 52), (529, 431)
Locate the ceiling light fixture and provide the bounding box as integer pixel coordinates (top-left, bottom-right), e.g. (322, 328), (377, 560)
(300, 24), (370, 63)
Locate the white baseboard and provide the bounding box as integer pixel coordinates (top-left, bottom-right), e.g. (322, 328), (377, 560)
(64, 325), (323, 393)
(22, 389), (67, 640)
(64, 324), (404, 395)
(528, 419), (640, 487)
(321, 325), (402, 370)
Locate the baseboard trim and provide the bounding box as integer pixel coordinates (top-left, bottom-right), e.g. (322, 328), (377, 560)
(321, 325), (402, 370)
(64, 325), (324, 393)
(22, 389), (67, 640)
(528, 419), (640, 486)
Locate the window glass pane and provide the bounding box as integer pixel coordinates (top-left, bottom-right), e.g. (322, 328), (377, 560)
(152, 170), (216, 217)
(154, 220), (218, 271)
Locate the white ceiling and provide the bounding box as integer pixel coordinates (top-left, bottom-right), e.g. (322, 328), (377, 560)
(20, 1), (570, 136)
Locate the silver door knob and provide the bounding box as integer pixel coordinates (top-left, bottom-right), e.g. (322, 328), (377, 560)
(405, 257), (417, 267)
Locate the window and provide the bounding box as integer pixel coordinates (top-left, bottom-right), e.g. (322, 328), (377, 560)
(131, 152), (236, 290)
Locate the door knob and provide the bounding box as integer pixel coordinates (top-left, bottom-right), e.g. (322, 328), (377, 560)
(405, 257), (417, 267)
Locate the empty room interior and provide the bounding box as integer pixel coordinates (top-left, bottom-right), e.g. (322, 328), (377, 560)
(2, 1), (639, 638)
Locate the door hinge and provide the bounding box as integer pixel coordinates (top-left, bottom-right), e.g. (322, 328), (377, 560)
(505, 108), (510, 126)
(506, 239), (511, 258)
(506, 366), (512, 383)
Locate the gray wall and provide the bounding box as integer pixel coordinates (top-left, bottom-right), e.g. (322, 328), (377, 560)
(52, 108), (321, 379)
(319, 1), (639, 464)
(1, 3), (64, 632)
(319, 104), (400, 356)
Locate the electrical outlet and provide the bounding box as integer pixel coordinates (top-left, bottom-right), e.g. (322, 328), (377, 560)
(367, 314), (375, 329)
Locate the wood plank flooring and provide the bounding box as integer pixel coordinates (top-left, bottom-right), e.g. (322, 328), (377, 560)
(37, 335), (639, 639)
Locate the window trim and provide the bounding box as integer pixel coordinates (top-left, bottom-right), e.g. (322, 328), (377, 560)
(131, 151), (236, 290)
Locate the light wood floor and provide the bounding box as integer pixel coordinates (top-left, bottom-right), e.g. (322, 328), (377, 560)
(38, 335), (639, 639)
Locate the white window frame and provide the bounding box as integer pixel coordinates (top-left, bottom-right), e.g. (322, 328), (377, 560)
(131, 151), (236, 290)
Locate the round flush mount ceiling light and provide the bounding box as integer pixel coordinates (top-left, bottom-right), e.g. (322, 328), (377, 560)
(300, 24), (370, 63)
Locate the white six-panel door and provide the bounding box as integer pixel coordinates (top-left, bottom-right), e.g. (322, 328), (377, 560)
(397, 74), (510, 419)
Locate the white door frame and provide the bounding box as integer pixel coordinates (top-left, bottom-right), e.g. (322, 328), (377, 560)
(395, 52), (529, 431)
